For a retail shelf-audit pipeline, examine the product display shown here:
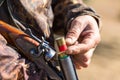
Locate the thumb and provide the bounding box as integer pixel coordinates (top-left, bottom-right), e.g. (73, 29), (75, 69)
(65, 21), (82, 45)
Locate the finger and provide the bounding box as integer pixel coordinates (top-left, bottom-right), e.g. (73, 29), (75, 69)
(73, 61), (81, 69)
(72, 57), (81, 69)
(67, 29), (100, 54)
(65, 20), (83, 46)
(73, 48), (94, 68)
(73, 56), (91, 68)
(66, 43), (89, 55)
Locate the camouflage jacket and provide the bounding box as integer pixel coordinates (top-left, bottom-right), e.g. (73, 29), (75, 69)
(0, 0), (100, 80)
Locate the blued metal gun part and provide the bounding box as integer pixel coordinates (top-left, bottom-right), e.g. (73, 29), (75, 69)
(25, 28), (56, 61)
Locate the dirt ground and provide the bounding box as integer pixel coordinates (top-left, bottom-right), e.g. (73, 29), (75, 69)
(77, 0), (120, 80)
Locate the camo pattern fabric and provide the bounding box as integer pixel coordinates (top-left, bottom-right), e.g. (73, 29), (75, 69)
(7, 0), (53, 38)
(52, 0), (83, 32)
(0, 34), (28, 80)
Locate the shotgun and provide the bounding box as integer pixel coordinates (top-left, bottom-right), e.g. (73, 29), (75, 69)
(0, 20), (62, 80)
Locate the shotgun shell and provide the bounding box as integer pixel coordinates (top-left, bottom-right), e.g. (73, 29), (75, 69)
(56, 37), (67, 52)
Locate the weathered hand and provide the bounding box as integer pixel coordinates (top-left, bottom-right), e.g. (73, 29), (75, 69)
(65, 15), (101, 69)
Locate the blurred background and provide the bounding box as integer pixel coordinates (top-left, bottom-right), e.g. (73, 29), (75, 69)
(77, 0), (120, 80)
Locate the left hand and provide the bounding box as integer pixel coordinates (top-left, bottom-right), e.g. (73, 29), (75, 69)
(65, 15), (101, 69)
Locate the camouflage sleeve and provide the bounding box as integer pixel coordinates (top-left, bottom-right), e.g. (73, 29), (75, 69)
(52, 0), (100, 33)
(0, 34), (27, 80)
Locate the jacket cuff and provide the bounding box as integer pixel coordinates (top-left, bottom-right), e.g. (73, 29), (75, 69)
(65, 3), (101, 31)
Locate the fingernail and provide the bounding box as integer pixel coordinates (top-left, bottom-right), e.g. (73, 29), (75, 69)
(66, 38), (72, 45)
(83, 58), (88, 62)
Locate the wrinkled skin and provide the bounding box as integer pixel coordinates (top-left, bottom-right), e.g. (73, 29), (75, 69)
(65, 15), (101, 69)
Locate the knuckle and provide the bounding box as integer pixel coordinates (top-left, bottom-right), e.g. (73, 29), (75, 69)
(72, 19), (82, 27)
(83, 63), (89, 68)
(83, 59), (90, 68)
(67, 29), (77, 37)
(95, 34), (101, 45)
(97, 35), (101, 43)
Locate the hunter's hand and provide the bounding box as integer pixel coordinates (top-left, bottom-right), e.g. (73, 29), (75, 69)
(65, 15), (101, 69)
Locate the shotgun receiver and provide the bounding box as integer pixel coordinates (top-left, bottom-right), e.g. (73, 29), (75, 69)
(0, 20), (62, 80)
